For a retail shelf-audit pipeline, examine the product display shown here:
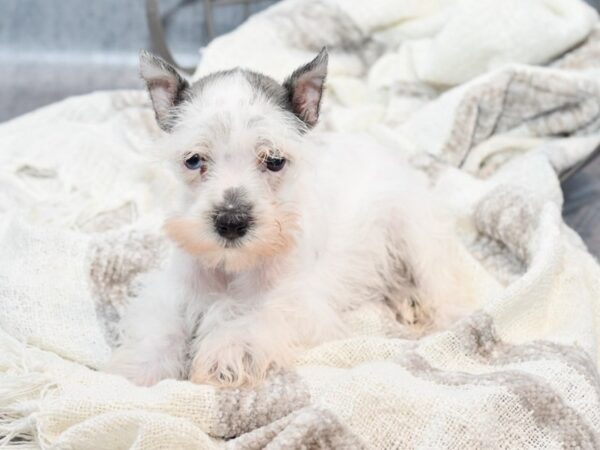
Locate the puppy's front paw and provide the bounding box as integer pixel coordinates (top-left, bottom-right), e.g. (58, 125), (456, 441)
(189, 342), (276, 387)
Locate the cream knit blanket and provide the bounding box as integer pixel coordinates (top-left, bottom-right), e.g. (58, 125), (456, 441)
(2, 0), (600, 448)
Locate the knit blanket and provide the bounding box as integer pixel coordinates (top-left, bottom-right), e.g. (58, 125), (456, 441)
(2, 0), (600, 448)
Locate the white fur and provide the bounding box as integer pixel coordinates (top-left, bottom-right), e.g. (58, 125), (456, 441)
(108, 66), (469, 387)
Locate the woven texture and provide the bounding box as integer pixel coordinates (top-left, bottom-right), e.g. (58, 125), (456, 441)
(1, 0), (600, 448)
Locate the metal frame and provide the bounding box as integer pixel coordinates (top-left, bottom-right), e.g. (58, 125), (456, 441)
(145, 0), (259, 74)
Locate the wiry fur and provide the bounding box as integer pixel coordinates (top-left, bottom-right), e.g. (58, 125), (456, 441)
(108, 50), (471, 387)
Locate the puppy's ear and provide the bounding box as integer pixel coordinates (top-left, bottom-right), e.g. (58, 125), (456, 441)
(139, 51), (189, 132)
(283, 47), (328, 128)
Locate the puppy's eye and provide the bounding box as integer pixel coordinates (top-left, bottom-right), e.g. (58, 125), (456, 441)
(184, 153), (204, 171)
(265, 156), (286, 172)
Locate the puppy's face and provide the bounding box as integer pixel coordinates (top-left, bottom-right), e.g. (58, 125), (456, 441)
(141, 50), (328, 272)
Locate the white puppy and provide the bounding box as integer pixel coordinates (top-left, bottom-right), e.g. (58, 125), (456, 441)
(109, 49), (467, 387)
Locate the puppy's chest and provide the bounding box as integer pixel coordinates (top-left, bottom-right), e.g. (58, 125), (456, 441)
(194, 264), (281, 306)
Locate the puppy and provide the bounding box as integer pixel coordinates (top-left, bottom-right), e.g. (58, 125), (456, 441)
(108, 48), (467, 387)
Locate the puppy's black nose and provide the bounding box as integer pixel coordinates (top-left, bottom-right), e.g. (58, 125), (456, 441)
(213, 187), (253, 241)
(213, 211), (251, 240)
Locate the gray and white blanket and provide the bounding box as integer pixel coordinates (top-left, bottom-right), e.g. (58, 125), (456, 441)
(1, 0), (600, 448)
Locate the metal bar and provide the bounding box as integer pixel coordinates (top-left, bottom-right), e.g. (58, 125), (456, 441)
(145, 0), (195, 74)
(203, 0), (215, 41)
(145, 0), (268, 72)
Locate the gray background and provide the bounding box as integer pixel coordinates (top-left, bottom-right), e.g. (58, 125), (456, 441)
(0, 0), (276, 121)
(0, 0), (598, 256)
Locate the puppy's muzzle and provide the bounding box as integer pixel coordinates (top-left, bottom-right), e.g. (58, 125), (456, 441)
(212, 188), (253, 241)
(213, 210), (251, 240)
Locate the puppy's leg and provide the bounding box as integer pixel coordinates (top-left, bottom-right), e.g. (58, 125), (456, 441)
(382, 203), (472, 334)
(188, 302), (291, 387)
(189, 284), (342, 387)
(106, 269), (192, 386)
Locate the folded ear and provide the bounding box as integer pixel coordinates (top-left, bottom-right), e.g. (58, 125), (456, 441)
(139, 51), (189, 132)
(283, 48), (328, 128)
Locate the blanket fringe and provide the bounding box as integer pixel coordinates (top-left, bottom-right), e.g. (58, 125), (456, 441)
(0, 331), (55, 449)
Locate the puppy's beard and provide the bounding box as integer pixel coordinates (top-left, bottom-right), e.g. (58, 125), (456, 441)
(164, 206), (298, 272)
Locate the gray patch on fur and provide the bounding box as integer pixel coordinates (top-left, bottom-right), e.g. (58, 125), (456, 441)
(191, 69), (239, 96)
(141, 49), (327, 133)
(187, 68), (306, 131)
(219, 187), (253, 215)
(377, 229), (433, 331)
(243, 71), (293, 111)
(191, 69), (289, 110)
